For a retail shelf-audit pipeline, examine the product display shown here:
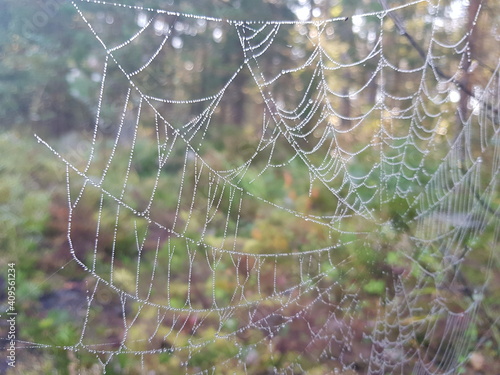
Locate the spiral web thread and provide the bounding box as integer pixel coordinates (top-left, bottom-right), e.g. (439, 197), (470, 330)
(28, 0), (500, 373)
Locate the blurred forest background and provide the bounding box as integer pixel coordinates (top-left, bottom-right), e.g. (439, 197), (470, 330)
(0, 0), (499, 374)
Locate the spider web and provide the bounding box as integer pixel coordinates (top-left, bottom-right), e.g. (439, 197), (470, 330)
(24, 0), (500, 373)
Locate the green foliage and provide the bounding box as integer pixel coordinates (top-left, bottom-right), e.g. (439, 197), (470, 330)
(0, 133), (55, 262)
(2, 0), (499, 372)
(363, 279), (385, 295)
